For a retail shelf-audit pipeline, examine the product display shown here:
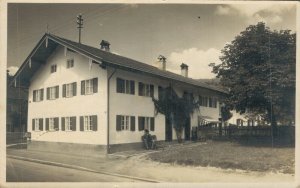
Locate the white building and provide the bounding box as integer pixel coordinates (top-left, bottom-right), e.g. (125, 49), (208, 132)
(11, 34), (226, 155)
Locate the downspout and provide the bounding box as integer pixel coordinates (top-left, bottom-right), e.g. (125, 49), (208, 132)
(107, 68), (117, 154)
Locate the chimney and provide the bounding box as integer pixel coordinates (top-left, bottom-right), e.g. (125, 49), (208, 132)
(100, 40), (110, 52)
(157, 55), (166, 71)
(180, 63), (188, 77)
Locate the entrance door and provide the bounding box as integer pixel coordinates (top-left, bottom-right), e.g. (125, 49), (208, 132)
(185, 118), (191, 140)
(165, 118), (173, 141)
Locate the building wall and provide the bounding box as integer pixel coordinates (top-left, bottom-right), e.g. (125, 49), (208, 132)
(28, 45), (108, 145)
(108, 68), (222, 144)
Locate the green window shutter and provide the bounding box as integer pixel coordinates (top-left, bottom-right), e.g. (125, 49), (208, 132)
(116, 78), (125, 93)
(39, 118), (43, 131)
(116, 115), (121, 131)
(130, 116), (135, 131)
(40, 89), (44, 101)
(47, 88), (50, 100)
(46, 118), (49, 131)
(150, 85), (154, 97)
(92, 115), (97, 131)
(55, 86), (59, 99)
(33, 90), (36, 102)
(150, 117), (155, 131)
(54, 117), (59, 130)
(138, 82), (143, 96)
(80, 116), (84, 131)
(73, 82), (77, 96)
(71, 116), (76, 131)
(81, 80), (85, 95)
(93, 78), (98, 93)
(63, 84), (66, 97)
(32, 119), (35, 131)
(130, 80), (135, 95)
(61, 117), (65, 131)
(138, 117), (144, 131)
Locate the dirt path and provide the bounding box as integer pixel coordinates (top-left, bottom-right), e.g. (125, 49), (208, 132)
(111, 155), (294, 183)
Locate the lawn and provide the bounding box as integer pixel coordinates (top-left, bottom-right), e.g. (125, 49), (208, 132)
(147, 141), (295, 174)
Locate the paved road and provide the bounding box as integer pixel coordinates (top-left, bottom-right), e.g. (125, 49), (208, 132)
(6, 158), (141, 182)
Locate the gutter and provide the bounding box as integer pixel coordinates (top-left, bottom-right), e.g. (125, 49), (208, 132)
(107, 68), (117, 154)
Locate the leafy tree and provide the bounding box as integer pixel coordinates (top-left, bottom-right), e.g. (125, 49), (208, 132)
(152, 86), (200, 143)
(211, 22), (295, 129)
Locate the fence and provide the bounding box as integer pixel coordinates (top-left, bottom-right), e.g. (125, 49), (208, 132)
(197, 125), (295, 140)
(6, 132), (28, 144)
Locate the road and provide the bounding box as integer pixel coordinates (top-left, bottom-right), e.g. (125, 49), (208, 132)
(6, 158), (142, 182)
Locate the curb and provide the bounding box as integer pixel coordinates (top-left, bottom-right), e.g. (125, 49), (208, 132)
(6, 143), (27, 147)
(7, 155), (160, 183)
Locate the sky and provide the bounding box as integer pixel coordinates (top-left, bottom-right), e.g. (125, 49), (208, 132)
(7, 2), (297, 79)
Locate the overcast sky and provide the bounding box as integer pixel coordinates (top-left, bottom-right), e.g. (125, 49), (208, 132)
(7, 2), (296, 79)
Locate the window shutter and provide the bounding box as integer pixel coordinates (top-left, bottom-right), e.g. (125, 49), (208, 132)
(47, 88), (50, 100)
(138, 82), (143, 96)
(150, 85), (154, 97)
(39, 118), (43, 131)
(93, 78), (98, 93)
(92, 115), (97, 131)
(130, 116), (135, 131)
(63, 84), (66, 97)
(46, 118), (49, 131)
(130, 80), (135, 95)
(81, 80), (85, 95)
(61, 117), (65, 131)
(33, 90), (36, 102)
(116, 78), (125, 93)
(73, 82), (77, 96)
(55, 86), (59, 98)
(150, 117), (155, 131)
(116, 115), (121, 131)
(32, 119), (35, 131)
(54, 117), (59, 130)
(138, 117), (144, 131)
(40, 89), (44, 101)
(80, 116), (84, 131)
(71, 116), (76, 131)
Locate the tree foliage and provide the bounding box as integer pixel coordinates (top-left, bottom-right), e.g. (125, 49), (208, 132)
(211, 22), (295, 126)
(152, 86), (200, 143)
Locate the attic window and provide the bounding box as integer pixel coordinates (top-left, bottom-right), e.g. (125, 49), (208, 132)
(51, 64), (57, 73)
(67, 59), (74, 68)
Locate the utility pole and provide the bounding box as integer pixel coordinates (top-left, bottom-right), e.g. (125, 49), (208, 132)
(77, 14), (83, 43)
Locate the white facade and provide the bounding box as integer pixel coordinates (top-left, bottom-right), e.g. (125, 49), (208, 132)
(27, 43), (223, 147)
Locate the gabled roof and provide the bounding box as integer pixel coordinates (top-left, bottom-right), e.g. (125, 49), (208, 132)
(12, 33), (227, 94)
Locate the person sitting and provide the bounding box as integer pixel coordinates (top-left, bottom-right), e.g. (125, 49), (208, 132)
(143, 129), (152, 150)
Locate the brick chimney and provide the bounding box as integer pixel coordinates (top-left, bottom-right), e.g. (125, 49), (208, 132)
(180, 63), (188, 77)
(100, 40), (110, 52)
(157, 55), (166, 71)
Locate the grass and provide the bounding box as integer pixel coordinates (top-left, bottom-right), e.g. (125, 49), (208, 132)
(147, 140), (295, 174)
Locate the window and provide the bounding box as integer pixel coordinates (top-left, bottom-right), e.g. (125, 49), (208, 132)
(199, 96), (208, 107)
(51, 64), (57, 73)
(138, 116), (154, 131)
(139, 82), (154, 97)
(116, 78), (135, 95)
(46, 117), (59, 131)
(47, 86), (59, 100)
(63, 82), (77, 98)
(116, 115), (135, 131)
(158, 86), (163, 100)
(81, 78), (98, 95)
(32, 118), (43, 131)
(208, 97), (213, 107)
(61, 116), (76, 131)
(212, 98), (218, 108)
(67, 59), (74, 68)
(80, 115), (97, 131)
(33, 89), (44, 102)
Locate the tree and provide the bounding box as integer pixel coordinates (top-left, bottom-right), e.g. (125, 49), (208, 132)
(152, 86), (200, 143)
(211, 22), (295, 129)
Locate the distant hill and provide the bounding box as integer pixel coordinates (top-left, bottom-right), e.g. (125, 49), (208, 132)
(197, 78), (228, 91)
